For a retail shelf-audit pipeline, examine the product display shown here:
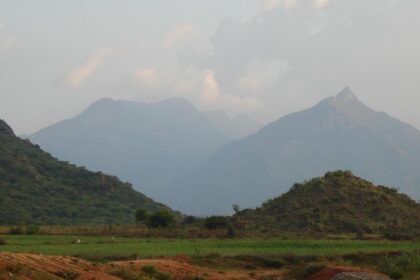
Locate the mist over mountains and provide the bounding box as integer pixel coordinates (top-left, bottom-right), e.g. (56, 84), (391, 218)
(29, 98), (259, 198)
(29, 87), (420, 216)
(164, 87), (420, 215)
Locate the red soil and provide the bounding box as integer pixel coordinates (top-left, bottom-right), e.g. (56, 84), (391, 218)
(0, 252), (387, 280)
(0, 252), (118, 280)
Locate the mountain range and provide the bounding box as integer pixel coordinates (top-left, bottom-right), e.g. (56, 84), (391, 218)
(28, 88), (420, 216)
(29, 98), (259, 199)
(0, 119), (171, 225)
(164, 87), (420, 215)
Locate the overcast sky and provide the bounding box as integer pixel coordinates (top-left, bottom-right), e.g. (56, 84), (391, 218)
(1, 0), (419, 135)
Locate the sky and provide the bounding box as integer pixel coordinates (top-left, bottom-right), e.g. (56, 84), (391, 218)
(1, 0), (420, 135)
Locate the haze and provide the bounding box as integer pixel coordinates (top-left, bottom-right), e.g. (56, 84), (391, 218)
(1, 0), (420, 135)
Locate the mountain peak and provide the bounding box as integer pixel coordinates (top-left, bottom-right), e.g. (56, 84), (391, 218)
(322, 86), (361, 110)
(335, 86), (358, 102)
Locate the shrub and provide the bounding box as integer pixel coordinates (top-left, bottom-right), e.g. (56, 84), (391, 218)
(8, 226), (23, 235)
(289, 263), (325, 280)
(142, 265), (157, 275)
(141, 265), (171, 280)
(146, 210), (175, 228)
(226, 225), (236, 238)
(377, 253), (420, 280)
(302, 263), (325, 277)
(25, 225), (40, 235)
(0, 238), (6, 245)
(135, 209), (148, 222)
(109, 267), (138, 280)
(181, 215), (198, 225)
(255, 257), (285, 268)
(54, 271), (80, 280)
(204, 216), (229, 230)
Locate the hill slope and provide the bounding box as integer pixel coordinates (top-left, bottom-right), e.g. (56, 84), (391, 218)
(236, 171), (420, 236)
(165, 87), (420, 215)
(0, 119), (171, 225)
(29, 98), (230, 198)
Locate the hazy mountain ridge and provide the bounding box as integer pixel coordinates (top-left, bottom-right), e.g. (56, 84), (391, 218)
(0, 119), (171, 225)
(236, 170), (420, 236)
(165, 88), (420, 215)
(29, 97), (234, 198)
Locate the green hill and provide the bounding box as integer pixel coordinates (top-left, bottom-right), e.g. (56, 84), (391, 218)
(0, 119), (172, 225)
(236, 170), (420, 237)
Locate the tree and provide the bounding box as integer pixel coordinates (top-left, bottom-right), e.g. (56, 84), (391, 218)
(204, 216), (229, 230)
(135, 208), (148, 222)
(232, 204), (240, 214)
(146, 210), (175, 228)
(181, 215), (198, 225)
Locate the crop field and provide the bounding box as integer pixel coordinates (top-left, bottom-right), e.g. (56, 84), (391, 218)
(0, 235), (418, 260)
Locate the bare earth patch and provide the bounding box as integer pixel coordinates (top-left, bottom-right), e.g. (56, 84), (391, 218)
(309, 266), (389, 280)
(0, 253), (390, 280)
(0, 252), (119, 280)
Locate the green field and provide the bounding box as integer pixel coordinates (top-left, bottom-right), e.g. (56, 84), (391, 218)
(0, 235), (418, 260)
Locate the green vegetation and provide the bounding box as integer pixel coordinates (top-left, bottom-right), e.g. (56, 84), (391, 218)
(0, 235), (418, 259)
(135, 209), (148, 222)
(135, 209), (176, 228)
(204, 216), (229, 230)
(146, 210), (176, 228)
(378, 253), (420, 279)
(0, 119), (172, 225)
(236, 170), (420, 237)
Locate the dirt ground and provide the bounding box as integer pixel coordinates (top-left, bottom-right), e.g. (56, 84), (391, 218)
(0, 252), (387, 280)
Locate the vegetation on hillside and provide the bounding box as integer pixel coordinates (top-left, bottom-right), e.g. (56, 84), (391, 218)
(236, 170), (420, 238)
(0, 120), (172, 225)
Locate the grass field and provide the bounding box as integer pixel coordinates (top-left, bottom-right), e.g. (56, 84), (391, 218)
(0, 235), (418, 260)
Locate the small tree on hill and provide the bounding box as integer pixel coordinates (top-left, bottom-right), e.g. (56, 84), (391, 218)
(135, 208), (148, 223)
(232, 204), (240, 214)
(181, 215), (198, 225)
(204, 216), (229, 230)
(146, 210), (176, 228)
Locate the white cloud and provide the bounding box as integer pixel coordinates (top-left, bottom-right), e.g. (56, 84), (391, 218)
(262, 0), (297, 11)
(164, 25), (198, 49)
(313, 0), (330, 8)
(237, 60), (289, 93)
(262, 0), (330, 10)
(0, 36), (15, 49)
(202, 70), (221, 104)
(135, 68), (159, 87)
(0, 24), (16, 50)
(66, 47), (114, 87)
(201, 70), (260, 112)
